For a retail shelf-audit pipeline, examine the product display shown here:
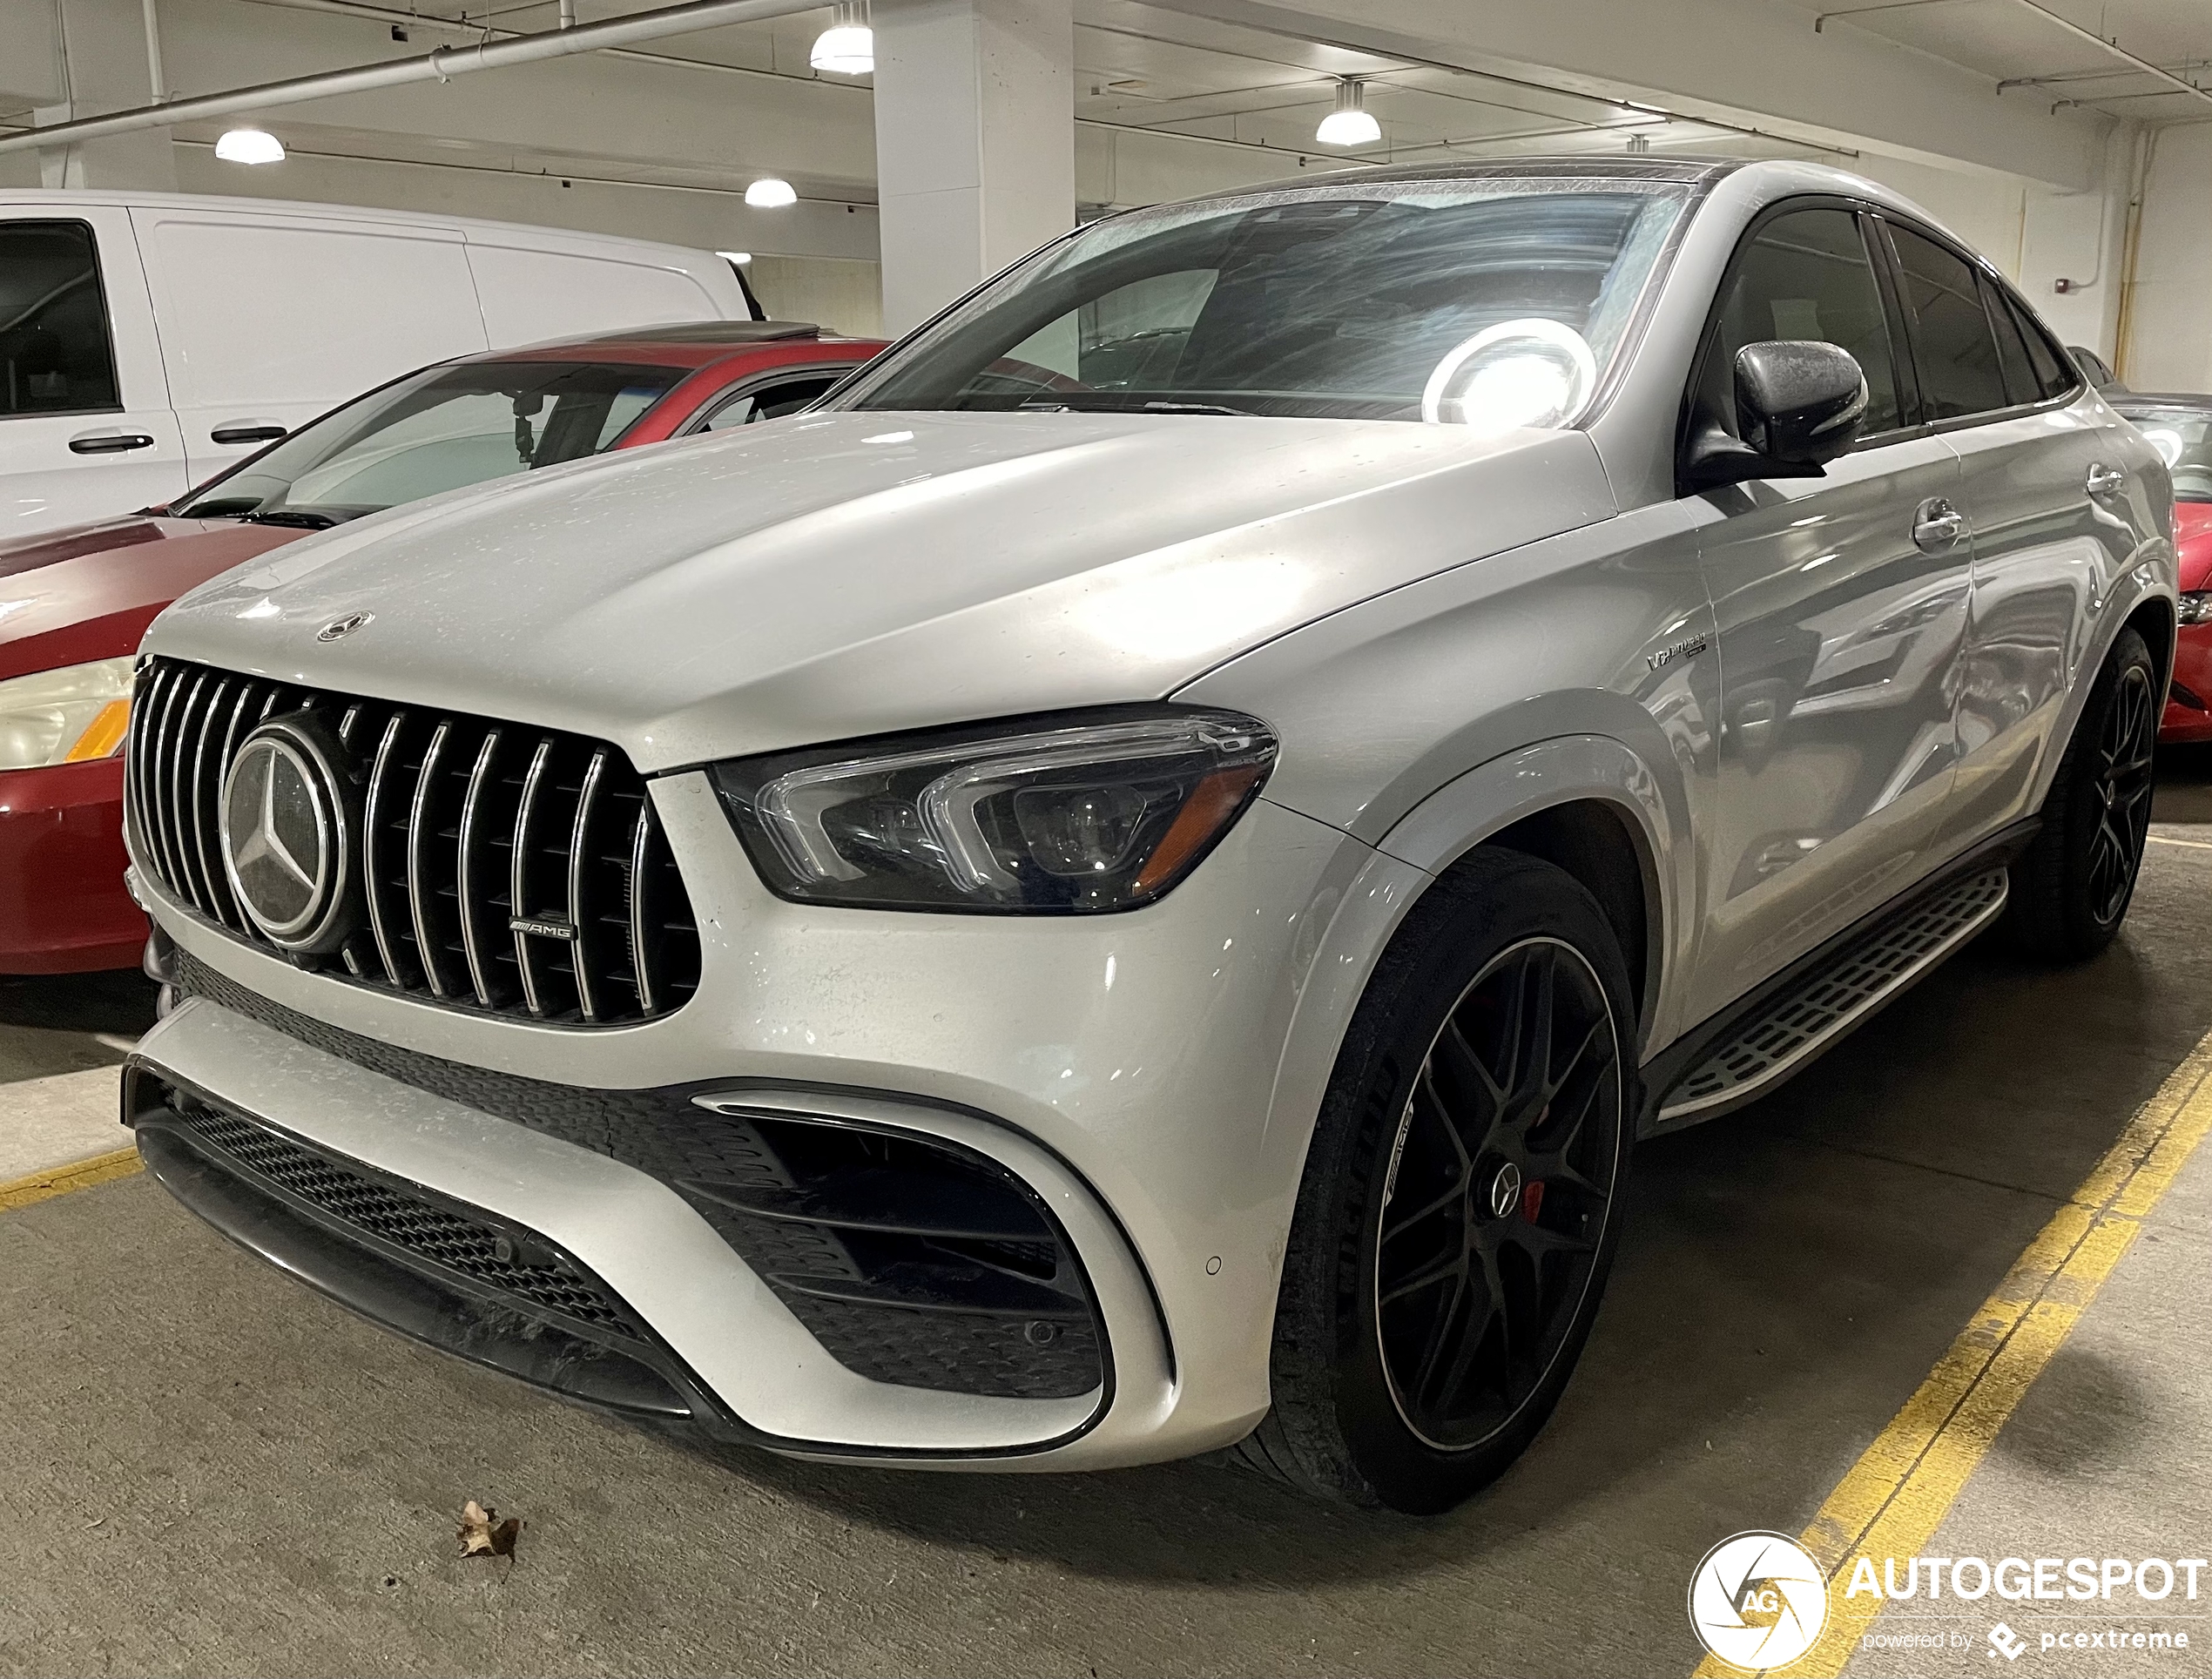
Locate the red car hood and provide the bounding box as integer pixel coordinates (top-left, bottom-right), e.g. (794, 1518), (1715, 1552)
(2175, 502), (2212, 593)
(0, 516), (300, 683)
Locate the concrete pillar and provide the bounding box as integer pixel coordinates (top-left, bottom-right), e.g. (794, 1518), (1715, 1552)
(872, 0), (1074, 334)
(34, 0), (179, 191)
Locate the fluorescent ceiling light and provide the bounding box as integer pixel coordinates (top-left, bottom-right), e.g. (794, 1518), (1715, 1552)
(214, 129), (286, 165)
(717, 250), (754, 265)
(745, 178), (798, 208)
(811, 1), (873, 74)
(1315, 79), (1381, 147)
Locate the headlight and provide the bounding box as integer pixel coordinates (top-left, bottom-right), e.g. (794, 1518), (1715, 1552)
(0, 657), (136, 772)
(712, 708), (1278, 912)
(2180, 591), (2212, 626)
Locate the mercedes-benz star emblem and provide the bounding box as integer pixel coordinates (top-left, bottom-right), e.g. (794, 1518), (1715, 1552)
(317, 611), (374, 642)
(219, 716), (358, 953)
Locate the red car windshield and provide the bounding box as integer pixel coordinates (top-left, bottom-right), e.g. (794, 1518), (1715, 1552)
(2117, 404), (2212, 503)
(177, 359), (687, 527)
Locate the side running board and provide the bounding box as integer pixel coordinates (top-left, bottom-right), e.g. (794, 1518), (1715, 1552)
(1656, 866), (2010, 1129)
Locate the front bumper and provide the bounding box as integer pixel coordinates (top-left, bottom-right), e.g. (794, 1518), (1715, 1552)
(2161, 620), (2212, 743)
(0, 758), (144, 974)
(128, 772), (1399, 1467)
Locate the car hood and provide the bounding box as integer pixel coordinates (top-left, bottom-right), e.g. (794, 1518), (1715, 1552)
(146, 410), (1615, 770)
(0, 516), (300, 684)
(2175, 502), (2212, 592)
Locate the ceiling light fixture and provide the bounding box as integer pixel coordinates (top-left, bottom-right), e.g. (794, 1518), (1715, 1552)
(1315, 78), (1381, 147)
(810, 0), (873, 75)
(214, 128), (286, 165)
(745, 178), (798, 208)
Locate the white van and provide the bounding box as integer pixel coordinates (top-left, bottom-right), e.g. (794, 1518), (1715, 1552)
(0, 190), (753, 535)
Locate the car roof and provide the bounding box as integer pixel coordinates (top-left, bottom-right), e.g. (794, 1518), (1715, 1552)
(1163, 154), (1740, 212)
(462, 320), (881, 370)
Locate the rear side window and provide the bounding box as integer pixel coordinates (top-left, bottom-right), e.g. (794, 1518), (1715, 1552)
(1888, 224), (2008, 420)
(2006, 293), (2081, 401)
(1691, 206), (1904, 440)
(1982, 275), (2040, 407)
(697, 374), (840, 430)
(0, 219), (121, 418)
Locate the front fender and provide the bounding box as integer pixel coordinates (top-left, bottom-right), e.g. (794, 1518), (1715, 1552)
(1375, 733), (1689, 1055)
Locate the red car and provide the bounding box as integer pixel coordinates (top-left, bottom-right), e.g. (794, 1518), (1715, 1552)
(0, 320), (882, 974)
(2112, 394), (2212, 742)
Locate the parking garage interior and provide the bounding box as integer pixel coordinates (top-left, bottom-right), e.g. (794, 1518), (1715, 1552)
(7, 3), (2212, 1676)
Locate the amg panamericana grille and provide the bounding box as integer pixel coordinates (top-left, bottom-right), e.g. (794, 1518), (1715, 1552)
(127, 656), (698, 1024)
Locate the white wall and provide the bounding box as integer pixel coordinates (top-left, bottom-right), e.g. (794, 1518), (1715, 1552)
(2122, 123), (2212, 393)
(748, 253), (884, 336)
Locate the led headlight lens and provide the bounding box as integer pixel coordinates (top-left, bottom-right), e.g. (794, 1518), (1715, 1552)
(2179, 590), (2212, 626)
(713, 708), (1278, 912)
(0, 657), (136, 772)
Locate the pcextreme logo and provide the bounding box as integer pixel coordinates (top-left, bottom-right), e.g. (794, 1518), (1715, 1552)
(1689, 1530), (1831, 1671)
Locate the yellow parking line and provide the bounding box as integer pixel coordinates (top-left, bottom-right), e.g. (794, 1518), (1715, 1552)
(0, 1146), (143, 1214)
(2146, 833), (2212, 852)
(1694, 1028), (2212, 1678)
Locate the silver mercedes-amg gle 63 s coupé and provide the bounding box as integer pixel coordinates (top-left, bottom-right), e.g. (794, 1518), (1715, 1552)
(124, 157), (2173, 1512)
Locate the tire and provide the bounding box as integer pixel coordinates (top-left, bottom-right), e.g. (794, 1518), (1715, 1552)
(1240, 848), (1639, 1513)
(2003, 626), (2159, 963)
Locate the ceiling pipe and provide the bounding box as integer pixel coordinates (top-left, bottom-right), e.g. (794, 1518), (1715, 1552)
(0, 0), (825, 158)
(232, 0), (867, 92)
(1993, 0), (2212, 111)
(141, 0), (167, 101)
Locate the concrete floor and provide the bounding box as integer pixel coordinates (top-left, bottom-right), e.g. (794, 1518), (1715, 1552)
(3, 753), (2211, 1677)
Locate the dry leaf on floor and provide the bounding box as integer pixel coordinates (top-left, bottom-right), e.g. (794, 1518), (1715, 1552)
(457, 1499), (523, 1560)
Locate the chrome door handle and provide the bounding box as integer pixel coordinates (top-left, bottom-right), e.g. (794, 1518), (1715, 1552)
(1912, 498), (1966, 551)
(68, 429), (155, 455)
(2085, 462), (2128, 496)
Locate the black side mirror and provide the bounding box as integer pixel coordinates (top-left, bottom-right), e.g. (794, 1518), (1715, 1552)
(1682, 340), (1868, 493)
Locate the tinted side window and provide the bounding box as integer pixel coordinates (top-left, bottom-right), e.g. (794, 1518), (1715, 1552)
(0, 220), (121, 418)
(1693, 206), (1903, 440)
(698, 374), (840, 430)
(1889, 224), (2008, 419)
(2009, 295), (2081, 401)
(1982, 274), (2040, 407)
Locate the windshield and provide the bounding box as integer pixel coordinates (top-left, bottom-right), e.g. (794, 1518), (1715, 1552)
(177, 360), (687, 525)
(827, 177), (1693, 428)
(2116, 407), (2212, 502)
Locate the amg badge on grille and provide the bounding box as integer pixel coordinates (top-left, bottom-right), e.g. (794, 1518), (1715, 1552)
(509, 914), (578, 941)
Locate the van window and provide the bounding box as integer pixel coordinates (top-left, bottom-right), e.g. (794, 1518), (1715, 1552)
(177, 360), (685, 525)
(0, 220), (121, 418)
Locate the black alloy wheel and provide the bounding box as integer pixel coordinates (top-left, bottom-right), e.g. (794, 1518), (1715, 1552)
(2086, 658), (2157, 929)
(1240, 848), (1637, 1513)
(1374, 938), (1622, 1451)
(2004, 625), (2159, 962)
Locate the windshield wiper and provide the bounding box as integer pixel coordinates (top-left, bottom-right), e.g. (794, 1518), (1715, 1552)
(1018, 397), (1255, 417)
(241, 509), (341, 529)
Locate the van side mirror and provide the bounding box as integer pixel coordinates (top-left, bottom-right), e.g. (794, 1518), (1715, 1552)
(1681, 340), (1869, 493)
